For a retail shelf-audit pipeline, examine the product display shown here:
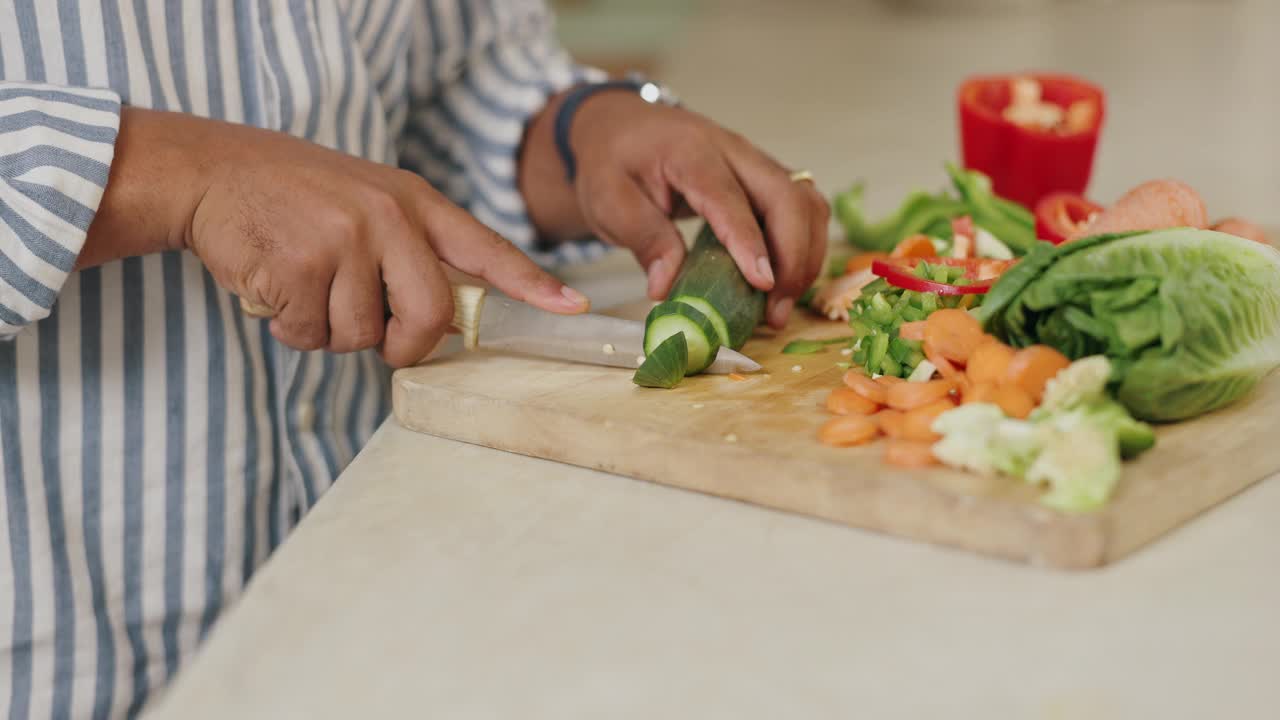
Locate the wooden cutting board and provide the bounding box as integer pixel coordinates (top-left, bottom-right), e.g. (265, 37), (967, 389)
(391, 298), (1280, 570)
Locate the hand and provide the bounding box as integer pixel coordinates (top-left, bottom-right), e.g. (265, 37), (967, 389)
(522, 91), (829, 329)
(83, 108), (589, 368)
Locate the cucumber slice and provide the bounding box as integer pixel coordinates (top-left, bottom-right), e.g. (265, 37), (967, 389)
(671, 295), (731, 348)
(643, 301), (721, 374)
(633, 333), (688, 389)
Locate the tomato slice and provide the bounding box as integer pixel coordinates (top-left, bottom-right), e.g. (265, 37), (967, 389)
(1034, 191), (1103, 244)
(871, 259), (994, 296)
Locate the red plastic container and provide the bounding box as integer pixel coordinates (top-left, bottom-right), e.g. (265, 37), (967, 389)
(958, 73), (1105, 210)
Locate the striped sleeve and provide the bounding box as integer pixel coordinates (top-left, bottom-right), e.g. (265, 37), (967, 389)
(404, 0), (608, 268)
(0, 81), (122, 338)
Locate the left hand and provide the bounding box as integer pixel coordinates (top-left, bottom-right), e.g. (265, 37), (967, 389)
(564, 93), (829, 329)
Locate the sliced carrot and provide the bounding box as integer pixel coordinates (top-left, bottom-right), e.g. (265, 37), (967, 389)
(924, 308), (986, 364)
(962, 382), (1000, 405)
(874, 409), (905, 438)
(818, 415), (879, 447)
(991, 385), (1035, 420)
(924, 342), (963, 382)
(1003, 345), (1071, 402)
(900, 398), (957, 442)
(898, 321), (927, 342)
(890, 234), (937, 259)
(875, 375), (905, 387)
(842, 370), (888, 405)
(826, 386), (880, 416)
(845, 251), (890, 274)
(967, 340), (1016, 386)
(886, 379), (954, 411)
(884, 440), (939, 468)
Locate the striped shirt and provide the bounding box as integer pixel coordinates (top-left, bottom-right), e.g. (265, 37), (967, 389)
(0, 2), (604, 718)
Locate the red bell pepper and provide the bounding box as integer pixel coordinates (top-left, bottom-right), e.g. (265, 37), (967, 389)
(871, 259), (994, 296)
(1034, 192), (1104, 244)
(957, 73), (1105, 210)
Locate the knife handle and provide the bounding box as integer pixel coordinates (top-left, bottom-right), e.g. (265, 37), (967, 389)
(238, 282), (489, 351)
(450, 283), (487, 350)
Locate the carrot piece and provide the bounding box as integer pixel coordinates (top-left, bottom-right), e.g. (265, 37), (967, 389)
(842, 369), (889, 405)
(967, 340), (1016, 386)
(875, 375), (905, 386)
(1003, 345), (1071, 402)
(924, 308), (986, 364)
(924, 342), (963, 382)
(845, 251), (891, 274)
(826, 386), (880, 416)
(875, 409), (907, 438)
(884, 440), (939, 468)
(818, 415), (879, 447)
(728, 373), (747, 382)
(890, 234), (937, 259)
(886, 379), (954, 411)
(991, 385), (1035, 420)
(962, 382), (1000, 405)
(900, 398), (957, 442)
(898, 321), (927, 342)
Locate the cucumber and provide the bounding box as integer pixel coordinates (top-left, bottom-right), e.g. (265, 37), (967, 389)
(643, 301), (721, 374)
(666, 223), (765, 349)
(633, 333), (688, 389)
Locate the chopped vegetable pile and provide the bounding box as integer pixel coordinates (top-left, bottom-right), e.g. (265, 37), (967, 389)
(844, 265), (986, 380)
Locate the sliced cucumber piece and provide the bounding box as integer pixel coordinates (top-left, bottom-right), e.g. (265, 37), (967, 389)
(643, 301), (721, 374)
(633, 333), (688, 389)
(671, 295), (731, 348)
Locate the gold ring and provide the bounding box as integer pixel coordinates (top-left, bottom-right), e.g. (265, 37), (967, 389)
(239, 297), (276, 318)
(789, 170), (815, 184)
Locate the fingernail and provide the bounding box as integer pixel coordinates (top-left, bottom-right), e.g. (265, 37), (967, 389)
(560, 285), (589, 310)
(756, 256), (775, 287)
(770, 297), (794, 327)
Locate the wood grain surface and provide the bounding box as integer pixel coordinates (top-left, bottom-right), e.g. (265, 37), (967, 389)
(392, 291), (1280, 570)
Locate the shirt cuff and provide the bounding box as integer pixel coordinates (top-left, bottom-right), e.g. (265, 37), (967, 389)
(0, 81), (122, 338)
(417, 4), (612, 269)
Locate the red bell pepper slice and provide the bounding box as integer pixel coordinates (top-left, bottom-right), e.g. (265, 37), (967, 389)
(957, 73), (1105, 210)
(871, 259), (994, 296)
(1034, 192), (1104, 244)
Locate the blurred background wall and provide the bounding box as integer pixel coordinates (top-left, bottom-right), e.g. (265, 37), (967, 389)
(548, 0), (1278, 228)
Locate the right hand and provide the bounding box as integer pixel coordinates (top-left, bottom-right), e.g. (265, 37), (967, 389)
(99, 108), (589, 368)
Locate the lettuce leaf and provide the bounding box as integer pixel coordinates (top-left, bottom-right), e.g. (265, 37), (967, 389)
(978, 228), (1280, 422)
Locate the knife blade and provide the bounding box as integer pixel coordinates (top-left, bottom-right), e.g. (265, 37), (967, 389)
(453, 284), (761, 374)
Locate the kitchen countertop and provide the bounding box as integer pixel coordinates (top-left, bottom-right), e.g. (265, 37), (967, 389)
(145, 1), (1280, 718)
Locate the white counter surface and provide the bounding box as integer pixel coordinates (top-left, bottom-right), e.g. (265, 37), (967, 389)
(146, 1), (1280, 718)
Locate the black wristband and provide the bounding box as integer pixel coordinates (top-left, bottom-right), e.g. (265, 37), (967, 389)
(552, 79), (644, 184)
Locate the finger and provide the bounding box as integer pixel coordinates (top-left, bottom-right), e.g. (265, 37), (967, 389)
(326, 257), (385, 354)
(662, 147), (774, 292)
(378, 232), (455, 368)
(581, 173), (687, 300)
(715, 140), (816, 328)
(424, 204), (589, 315)
(267, 258), (334, 351)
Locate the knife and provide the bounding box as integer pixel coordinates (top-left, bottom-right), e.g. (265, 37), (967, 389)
(448, 284), (762, 374)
